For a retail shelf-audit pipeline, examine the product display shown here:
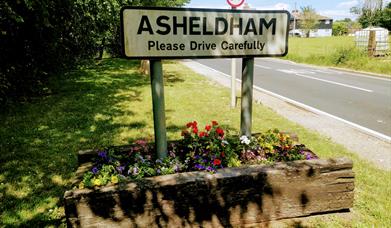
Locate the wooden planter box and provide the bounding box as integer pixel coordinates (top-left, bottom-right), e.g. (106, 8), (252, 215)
(64, 149), (354, 227)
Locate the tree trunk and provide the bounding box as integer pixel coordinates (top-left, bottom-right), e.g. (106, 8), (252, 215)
(97, 37), (105, 60)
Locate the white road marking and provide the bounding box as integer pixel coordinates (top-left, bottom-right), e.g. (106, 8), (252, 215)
(295, 73), (373, 93)
(192, 60), (391, 142)
(277, 69), (373, 93)
(261, 58), (391, 81)
(255, 64), (271, 69)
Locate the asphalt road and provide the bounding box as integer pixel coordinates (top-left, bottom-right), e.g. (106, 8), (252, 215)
(195, 58), (391, 138)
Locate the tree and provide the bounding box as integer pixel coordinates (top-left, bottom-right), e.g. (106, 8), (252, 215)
(298, 6), (320, 38)
(332, 19), (362, 36)
(351, 0), (385, 27)
(379, 2), (391, 30)
(333, 22), (349, 36)
(0, 0), (190, 103)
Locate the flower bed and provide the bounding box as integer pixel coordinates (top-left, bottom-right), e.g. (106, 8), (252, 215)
(64, 121), (354, 227)
(78, 121), (318, 189)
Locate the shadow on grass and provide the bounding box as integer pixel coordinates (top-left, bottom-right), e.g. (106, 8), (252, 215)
(0, 58), (185, 226)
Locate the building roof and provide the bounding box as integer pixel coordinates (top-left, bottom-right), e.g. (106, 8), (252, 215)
(291, 11), (332, 20)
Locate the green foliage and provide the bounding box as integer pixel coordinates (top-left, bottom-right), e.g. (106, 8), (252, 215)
(379, 2), (391, 30)
(333, 21), (349, 36)
(0, 0), (190, 103)
(1, 58), (390, 226)
(331, 46), (365, 65)
(284, 36), (391, 76)
(80, 124), (315, 189)
(352, 1), (391, 29)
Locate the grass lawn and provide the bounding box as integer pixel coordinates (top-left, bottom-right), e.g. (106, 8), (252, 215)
(0, 58), (390, 227)
(284, 36), (391, 76)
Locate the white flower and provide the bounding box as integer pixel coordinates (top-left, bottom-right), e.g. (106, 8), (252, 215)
(240, 135), (251, 145)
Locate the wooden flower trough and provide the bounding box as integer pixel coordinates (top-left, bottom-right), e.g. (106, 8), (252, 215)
(64, 149), (354, 227)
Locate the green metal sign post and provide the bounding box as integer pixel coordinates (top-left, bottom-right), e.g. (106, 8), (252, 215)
(149, 59), (167, 159)
(240, 58), (254, 137)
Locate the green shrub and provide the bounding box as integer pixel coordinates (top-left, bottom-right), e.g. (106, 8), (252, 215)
(331, 47), (366, 65)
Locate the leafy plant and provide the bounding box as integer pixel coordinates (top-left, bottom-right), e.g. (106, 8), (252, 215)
(80, 121), (318, 189)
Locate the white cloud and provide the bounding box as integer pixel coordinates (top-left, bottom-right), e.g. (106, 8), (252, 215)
(337, 0), (359, 9)
(274, 3), (290, 10)
(318, 9), (358, 20)
(256, 2), (290, 10)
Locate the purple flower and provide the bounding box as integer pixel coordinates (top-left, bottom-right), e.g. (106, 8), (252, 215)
(174, 164), (180, 172)
(306, 154), (312, 160)
(156, 159), (163, 164)
(206, 166), (215, 172)
(156, 168), (161, 174)
(117, 166), (125, 173)
(98, 151), (107, 159)
(92, 167), (99, 174)
(194, 164), (205, 170)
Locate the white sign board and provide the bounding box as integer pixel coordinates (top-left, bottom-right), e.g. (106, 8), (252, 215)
(121, 7), (290, 59)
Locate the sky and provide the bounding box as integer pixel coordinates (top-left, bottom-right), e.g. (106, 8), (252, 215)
(187, 0), (391, 20)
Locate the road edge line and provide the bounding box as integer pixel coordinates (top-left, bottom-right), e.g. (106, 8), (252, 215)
(190, 60), (391, 143)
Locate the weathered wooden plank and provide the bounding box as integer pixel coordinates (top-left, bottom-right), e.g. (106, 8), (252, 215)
(64, 157), (354, 227)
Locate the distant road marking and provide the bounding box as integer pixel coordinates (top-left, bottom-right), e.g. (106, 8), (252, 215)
(192, 60), (391, 142)
(277, 69), (373, 93)
(261, 58), (391, 81)
(255, 64), (271, 69)
(294, 73), (373, 92)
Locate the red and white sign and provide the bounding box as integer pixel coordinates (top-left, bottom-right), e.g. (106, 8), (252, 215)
(227, 0), (245, 8)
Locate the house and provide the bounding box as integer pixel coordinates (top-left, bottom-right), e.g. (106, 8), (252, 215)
(290, 10), (333, 37)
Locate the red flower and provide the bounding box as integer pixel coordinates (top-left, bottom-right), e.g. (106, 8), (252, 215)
(212, 121), (218, 126)
(216, 127), (224, 137)
(221, 152), (225, 157)
(199, 131), (207, 137)
(213, 159), (221, 166)
(186, 121), (198, 128)
(205, 125), (211, 131)
(193, 127), (198, 134)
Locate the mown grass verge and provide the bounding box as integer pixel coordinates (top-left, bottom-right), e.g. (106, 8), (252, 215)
(0, 58), (390, 227)
(284, 36), (391, 76)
